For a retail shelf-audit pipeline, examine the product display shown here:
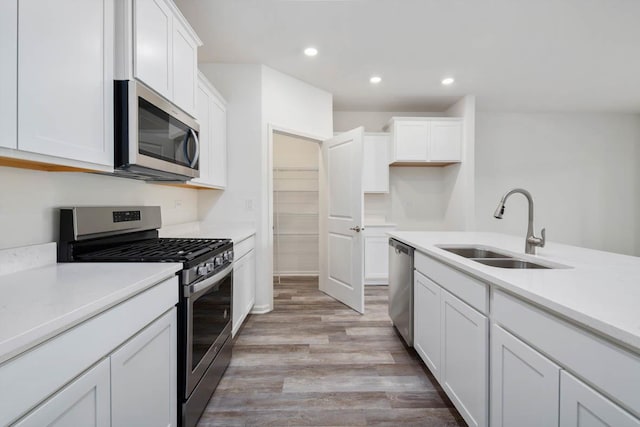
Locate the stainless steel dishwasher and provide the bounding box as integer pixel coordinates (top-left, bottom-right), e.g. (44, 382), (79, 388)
(388, 238), (414, 346)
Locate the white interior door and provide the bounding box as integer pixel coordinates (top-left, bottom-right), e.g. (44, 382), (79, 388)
(319, 127), (365, 313)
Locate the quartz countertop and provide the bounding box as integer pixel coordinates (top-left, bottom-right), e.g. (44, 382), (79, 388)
(387, 231), (640, 353)
(0, 262), (181, 364)
(160, 222), (256, 243)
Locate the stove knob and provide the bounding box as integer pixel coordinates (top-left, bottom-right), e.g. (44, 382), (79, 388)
(206, 262), (215, 272)
(215, 256), (223, 266)
(197, 265), (208, 276)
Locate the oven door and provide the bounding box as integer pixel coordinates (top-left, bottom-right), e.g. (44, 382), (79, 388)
(184, 264), (233, 398)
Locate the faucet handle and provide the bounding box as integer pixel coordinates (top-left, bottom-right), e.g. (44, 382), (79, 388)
(540, 228), (546, 247)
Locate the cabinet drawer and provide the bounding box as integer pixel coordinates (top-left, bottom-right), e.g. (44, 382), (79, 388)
(493, 289), (640, 418)
(234, 235), (255, 260)
(0, 276), (178, 426)
(414, 251), (488, 314)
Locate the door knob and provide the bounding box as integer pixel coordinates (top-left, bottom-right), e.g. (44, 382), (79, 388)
(349, 226), (363, 232)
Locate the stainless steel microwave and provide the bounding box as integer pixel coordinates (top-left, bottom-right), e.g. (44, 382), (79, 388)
(114, 80), (200, 181)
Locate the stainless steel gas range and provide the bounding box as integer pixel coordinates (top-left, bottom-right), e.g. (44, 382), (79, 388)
(57, 206), (232, 427)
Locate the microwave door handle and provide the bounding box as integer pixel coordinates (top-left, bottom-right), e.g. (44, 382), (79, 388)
(189, 128), (200, 169)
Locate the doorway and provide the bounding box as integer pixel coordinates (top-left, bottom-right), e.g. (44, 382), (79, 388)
(272, 132), (321, 283)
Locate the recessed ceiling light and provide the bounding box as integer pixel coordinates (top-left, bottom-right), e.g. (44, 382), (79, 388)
(441, 77), (455, 86)
(370, 76), (382, 84)
(304, 47), (318, 57)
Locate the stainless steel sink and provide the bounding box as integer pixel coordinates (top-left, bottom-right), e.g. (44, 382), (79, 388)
(439, 247), (512, 259)
(472, 259), (550, 269)
(436, 245), (564, 269)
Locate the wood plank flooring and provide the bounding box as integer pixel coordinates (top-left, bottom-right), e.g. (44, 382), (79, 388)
(198, 278), (466, 426)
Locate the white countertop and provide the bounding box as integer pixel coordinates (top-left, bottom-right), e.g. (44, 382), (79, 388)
(388, 231), (640, 353)
(160, 222), (256, 243)
(0, 262), (182, 364)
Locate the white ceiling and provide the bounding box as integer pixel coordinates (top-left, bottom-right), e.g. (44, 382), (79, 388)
(175, 0), (640, 113)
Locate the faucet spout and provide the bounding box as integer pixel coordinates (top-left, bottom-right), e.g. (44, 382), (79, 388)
(493, 188), (546, 254)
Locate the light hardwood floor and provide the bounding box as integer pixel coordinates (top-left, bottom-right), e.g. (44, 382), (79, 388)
(198, 277), (466, 426)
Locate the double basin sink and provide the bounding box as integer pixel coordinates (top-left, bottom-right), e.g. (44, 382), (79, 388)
(436, 246), (565, 269)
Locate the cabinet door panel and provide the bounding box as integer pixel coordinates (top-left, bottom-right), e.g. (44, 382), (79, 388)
(491, 324), (560, 427)
(414, 271), (441, 379)
(362, 134), (389, 192)
(111, 308), (177, 427)
(394, 122), (429, 161)
(440, 289), (488, 427)
(134, 0), (172, 98)
(172, 22), (197, 115)
(18, 0), (113, 166)
(0, 0), (17, 149)
(14, 359), (110, 427)
(560, 371), (640, 427)
(364, 235), (390, 282)
(193, 83), (211, 184)
(430, 121), (462, 162)
(210, 93), (227, 188)
(233, 250), (255, 336)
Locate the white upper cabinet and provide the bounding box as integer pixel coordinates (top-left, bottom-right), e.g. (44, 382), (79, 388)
(362, 133), (389, 193)
(171, 21), (198, 115)
(0, 0), (17, 149)
(386, 117), (462, 165)
(17, 0), (114, 167)
(127, 0), (202, 117)
(209, 92), (228, 187)
(134, 0), (173, 100)
(191, 72), (227, 189)
(431, 120), (463, 162)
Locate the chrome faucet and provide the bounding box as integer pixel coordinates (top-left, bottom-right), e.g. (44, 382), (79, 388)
(493, 188), (546, 255)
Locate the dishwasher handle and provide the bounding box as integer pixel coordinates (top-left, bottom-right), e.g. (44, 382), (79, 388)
(389, 239), (413, 256)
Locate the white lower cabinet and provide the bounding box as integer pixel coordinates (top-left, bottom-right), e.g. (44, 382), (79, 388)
(14, 359), (111, 427)
(440, 289), (488, 427)
(232, 236), (256, 336)
(413, 252), (640, 427)
(560, 371), (640, 427)
(491, 324), (560, 427)
(0, 277), (178, 426)
(363, 226), (394, 284)
(413, 271), (441, 379)
(413, 259), (488, 427)
(111, 308), (177, 427)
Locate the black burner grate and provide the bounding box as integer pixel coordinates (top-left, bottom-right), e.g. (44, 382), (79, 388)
(75, 238), (231, 263)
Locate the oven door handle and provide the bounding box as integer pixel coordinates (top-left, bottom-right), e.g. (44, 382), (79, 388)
(185, 263), (233, 297)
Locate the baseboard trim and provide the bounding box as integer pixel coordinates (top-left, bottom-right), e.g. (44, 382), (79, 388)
(250, 304), (272, 314)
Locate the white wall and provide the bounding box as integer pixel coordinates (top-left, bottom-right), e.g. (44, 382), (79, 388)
(198, 64), (333, 312)
(475, 112), (640, 256)
(198, 63), (263, 227)
(0, 167), (198, 250)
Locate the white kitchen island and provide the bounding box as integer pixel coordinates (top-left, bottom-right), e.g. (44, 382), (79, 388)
(388, 231), (640, 427)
